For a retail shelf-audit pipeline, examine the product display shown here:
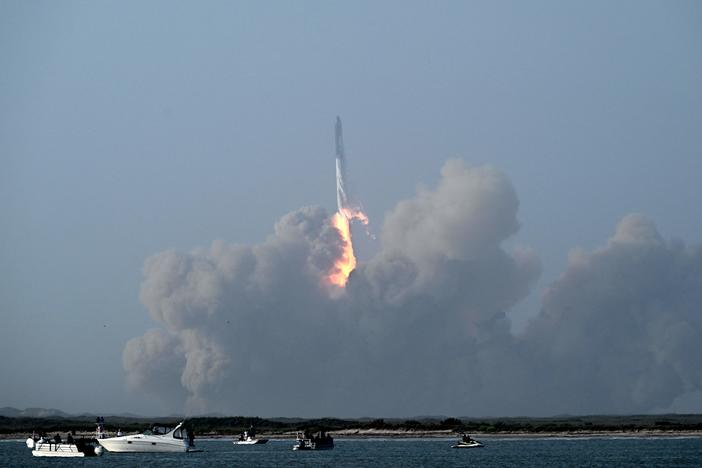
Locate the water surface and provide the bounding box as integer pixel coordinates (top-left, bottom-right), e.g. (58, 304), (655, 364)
(3, 436), (701, 467)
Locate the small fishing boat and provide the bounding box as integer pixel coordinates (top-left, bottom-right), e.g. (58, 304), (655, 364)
(292, 430), (334, 450)
(234, 426), (268, 445)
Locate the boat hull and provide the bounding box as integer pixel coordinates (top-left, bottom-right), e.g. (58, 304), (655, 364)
(32, 443), (87, 457)
(452, 442), (483, 448)
(293, 440), (334, 450)
(33, 450), (85, 457)
(293, 445), (333, 450)
(235, 439), (268, 445)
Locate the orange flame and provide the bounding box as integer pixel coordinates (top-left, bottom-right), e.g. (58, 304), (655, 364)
(327, 206), (370, 288)
(327, 211), (357, 287)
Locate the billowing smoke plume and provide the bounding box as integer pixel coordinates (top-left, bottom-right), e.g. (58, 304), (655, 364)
(522, 214), (702, 414)
(123, 160), (702, 416)
(125, 206), (348, 414)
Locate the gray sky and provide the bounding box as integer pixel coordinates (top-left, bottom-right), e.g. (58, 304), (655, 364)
(1, 0), (701, 417)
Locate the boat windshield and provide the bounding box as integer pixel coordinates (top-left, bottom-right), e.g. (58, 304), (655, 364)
(150, 426), (173, 435)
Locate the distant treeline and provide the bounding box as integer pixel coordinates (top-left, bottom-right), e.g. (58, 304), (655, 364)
(2, 414), (702, 435)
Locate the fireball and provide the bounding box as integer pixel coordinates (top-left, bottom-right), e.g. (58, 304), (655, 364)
(327, 211), (357, 287)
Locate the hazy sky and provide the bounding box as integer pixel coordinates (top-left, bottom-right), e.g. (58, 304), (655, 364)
(1, 1), (701, 417)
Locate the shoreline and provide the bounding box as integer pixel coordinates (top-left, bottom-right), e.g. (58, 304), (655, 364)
(3, 429), (701, 441)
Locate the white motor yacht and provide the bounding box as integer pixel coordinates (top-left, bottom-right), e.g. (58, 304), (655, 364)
(98, 421), (201, 453)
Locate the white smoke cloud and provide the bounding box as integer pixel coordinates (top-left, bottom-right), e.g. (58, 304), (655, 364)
(123, 162), (702, 416)
(340, 160), (540, 416)
(382, 161), (520, 263)
(123, 329), (187, 408)
(126, 206), (351, 414)
(522, 214), (702, 414)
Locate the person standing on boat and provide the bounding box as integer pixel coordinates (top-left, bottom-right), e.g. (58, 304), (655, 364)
(67, 432), (74, 445)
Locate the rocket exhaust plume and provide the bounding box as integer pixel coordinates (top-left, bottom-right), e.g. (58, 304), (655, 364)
(328, 116), (369, 287)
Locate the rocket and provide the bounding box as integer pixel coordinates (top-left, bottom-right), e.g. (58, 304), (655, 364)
(335, 116), (344, 159)
(334, 116), (369, 226)
(335, 116), (349, 214)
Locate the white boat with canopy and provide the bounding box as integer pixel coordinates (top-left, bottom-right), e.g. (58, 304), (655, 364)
(27, 420), (106, 458)
(27, 436), (104, 457)
(97, 421), (201, 453)
(292, 430), (334, 450)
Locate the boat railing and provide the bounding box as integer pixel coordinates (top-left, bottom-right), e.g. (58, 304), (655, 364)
(35, 439), (82, 452)
(96, 429), (118, 439)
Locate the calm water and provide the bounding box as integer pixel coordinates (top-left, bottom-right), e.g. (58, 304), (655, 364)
(3, 437), (702, 467)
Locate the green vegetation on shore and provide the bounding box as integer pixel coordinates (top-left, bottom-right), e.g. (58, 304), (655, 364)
(2, 414), (702, 436)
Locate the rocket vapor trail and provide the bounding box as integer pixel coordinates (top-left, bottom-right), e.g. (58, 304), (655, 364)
(335, 116), (347, 214)
(335, 116), (368, 224)
(328, 117), (369, 287)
